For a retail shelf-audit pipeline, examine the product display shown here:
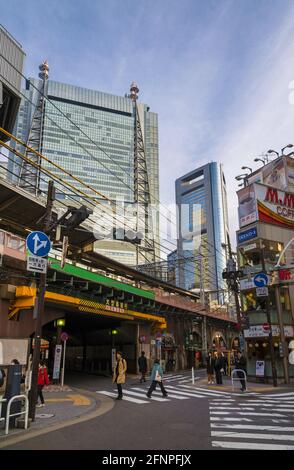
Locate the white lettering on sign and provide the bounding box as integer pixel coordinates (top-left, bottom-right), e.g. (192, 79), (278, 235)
(244, 325), (294, 338)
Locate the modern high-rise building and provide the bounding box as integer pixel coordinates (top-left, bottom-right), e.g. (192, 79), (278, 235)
(175, 162), (229, 303)
(8, 78), (159, 264)
(0, 24), (25, 143)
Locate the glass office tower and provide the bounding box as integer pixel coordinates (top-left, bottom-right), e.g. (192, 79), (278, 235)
(8, 79), (159, 264)
(175, 162), (229, 303)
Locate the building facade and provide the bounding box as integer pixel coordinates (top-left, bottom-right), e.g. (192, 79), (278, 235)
(175, 162), (229, 303)
(236, 155), (294, 382)
(8, 79), (160, 264)
(0, 24), (25, 143)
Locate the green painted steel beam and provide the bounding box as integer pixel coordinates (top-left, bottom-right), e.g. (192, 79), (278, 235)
(48, 258), (155, 300)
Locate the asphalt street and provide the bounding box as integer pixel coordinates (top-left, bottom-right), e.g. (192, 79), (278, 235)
(3, 369), (294, 450)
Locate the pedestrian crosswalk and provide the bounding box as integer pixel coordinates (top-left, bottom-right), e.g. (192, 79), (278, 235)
(96, 382), (238, 405)
(210, 393), (294, 450)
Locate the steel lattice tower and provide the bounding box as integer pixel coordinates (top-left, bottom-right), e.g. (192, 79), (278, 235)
(18, 60), (49, 194)
(130, 82), (156, 266)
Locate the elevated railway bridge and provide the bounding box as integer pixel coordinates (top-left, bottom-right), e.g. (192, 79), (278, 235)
(0, 178), (238, 373)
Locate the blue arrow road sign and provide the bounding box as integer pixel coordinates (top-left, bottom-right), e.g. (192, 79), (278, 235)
(26, 231), (51, 257)
(253, 273), (269, 288)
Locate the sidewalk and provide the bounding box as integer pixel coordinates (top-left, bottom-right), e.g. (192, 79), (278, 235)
(191, 376), (294, 393)
(0, 385), (114, 448)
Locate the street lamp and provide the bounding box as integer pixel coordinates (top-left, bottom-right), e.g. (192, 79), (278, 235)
(268, 149), (279, 157)
(241, 166), (253, 173)
(254, 157), (266, 165)
(235, 174), (249, 187)
(281, 144), (293, 155)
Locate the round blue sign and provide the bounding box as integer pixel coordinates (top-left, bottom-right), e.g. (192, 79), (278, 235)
(253, 273), (269, 288)
(26, 231), (51, 257)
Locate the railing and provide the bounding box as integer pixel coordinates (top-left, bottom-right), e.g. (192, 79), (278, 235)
(4, 394), (29, 435)
(231, 369), (247, 392)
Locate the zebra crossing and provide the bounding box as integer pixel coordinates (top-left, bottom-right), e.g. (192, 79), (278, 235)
(96, 380), (238, 405)
(210, 391), (294, 450)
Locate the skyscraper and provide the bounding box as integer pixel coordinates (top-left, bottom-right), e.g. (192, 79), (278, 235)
(175, 162), (229, 303)
(8, 77), (159, 265)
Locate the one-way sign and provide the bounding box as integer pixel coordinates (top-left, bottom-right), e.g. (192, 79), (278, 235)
(26, 231), (51, 257)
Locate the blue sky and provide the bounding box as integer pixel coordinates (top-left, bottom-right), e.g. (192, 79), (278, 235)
(2, 0), (294, 242)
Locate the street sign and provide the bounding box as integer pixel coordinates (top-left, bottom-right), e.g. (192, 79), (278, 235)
(253, 273), (269, 287)
(26, 231), (51, 257)
(61, 332), (69, 342)
(53, 344), (63, 380)
(27, 255), (47, 273)
(256, 286), (269, 297)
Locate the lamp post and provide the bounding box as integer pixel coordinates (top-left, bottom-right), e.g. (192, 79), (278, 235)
(281, 144), (293, 155)
(267, 149), (279, 158)
(254, 157), (266, 166)
(241, 166), (253, 173)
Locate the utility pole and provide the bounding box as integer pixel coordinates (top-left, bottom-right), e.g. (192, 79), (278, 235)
(29, 180), (55, 421)
(260, 241), (278, 387)
(275, 284), (289, 384)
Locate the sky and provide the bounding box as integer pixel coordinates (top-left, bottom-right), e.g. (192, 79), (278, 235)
(2, 0), (294, 247)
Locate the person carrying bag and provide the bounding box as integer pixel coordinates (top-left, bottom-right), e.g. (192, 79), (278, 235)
(146, 359), (168, 398)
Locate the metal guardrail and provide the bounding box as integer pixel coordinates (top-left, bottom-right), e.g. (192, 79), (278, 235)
(1, 394), (29, 435)
(231, 369), (247, 392)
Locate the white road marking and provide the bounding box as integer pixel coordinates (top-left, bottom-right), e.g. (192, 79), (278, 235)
(122, 390), (169, 402)
(211, 431), (294, 441)
(164, 387), (207, 398)
(212, 441), (294, 450)
(131, 387), (188, 400)
(209, 407), (255, 411)
(96, 391), (149, 404)
(211, 423), (294, 431)
(210, 417), (253, 422)
(209, 411), (286, 416)
(260, 392), (294, 398)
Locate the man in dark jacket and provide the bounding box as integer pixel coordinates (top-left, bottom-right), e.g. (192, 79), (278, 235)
(235, 350), (247, 391)
(214, 352), (224, 385)
(138, 351), (147, 383)
(206, 352), (215, 384)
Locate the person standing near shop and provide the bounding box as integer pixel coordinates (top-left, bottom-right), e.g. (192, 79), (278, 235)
(113, 351), (127, 400)
(37, 361), (49, 407)
(214, 352), (224, 385)
(235, 350), (247, 391)
(146, 359), (168, 398)
(138, 351), (147, 383)
(206, 351), (215, 384)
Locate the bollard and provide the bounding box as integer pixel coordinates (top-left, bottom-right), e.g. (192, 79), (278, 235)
(192, 367), (195, 384)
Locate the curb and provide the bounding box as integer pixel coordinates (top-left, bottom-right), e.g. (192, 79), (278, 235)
(0, 387), (114, 449)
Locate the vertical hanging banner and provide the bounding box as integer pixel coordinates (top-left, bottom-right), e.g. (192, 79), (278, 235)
(53, 344), (63, 380)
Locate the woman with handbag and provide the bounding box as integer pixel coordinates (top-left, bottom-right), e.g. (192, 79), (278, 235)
(146, 359), (168, 398)
(112, 351), (127, 400)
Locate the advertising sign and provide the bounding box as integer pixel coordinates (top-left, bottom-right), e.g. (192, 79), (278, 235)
(256, 360), (265, 377)
(237, 227), (257, 245)
(262, 158), (287, 190)
(238, 186), (258, 228)
(244, 325), (294, 338)
(238, 182), (294, 229)
(286, 157), (294, 190)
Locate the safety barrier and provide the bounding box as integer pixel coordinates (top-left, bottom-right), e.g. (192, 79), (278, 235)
(231, 369), (247, 392)
(4, 394), (29, 435)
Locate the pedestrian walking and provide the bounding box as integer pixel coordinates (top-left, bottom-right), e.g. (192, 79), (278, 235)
(214, 352), (224, 385)
(235, 350), (247, 391)
(36, 361), (49, 407)
(206, 351), (215, 384)
(138, 351), (147, 383)
(113, 351), (127, 400)
(146, 359), (168, 398)
(221, 352), (228, 376)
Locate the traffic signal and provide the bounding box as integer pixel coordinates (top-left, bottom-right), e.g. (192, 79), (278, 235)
(63, 205), (93, 231)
